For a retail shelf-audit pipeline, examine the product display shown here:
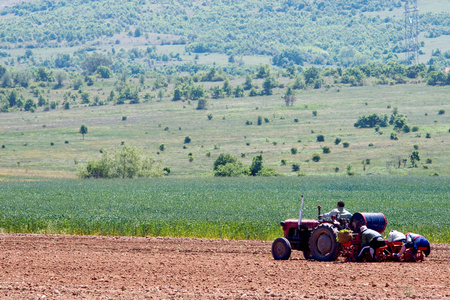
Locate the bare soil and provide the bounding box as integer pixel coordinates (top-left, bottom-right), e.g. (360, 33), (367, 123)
(0, 234), (448, 299)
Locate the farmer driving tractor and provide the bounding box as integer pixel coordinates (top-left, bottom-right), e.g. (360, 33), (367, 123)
(321, 200), (352, 221)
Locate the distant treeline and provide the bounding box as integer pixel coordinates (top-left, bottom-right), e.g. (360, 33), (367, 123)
(0, 0), (449, 68)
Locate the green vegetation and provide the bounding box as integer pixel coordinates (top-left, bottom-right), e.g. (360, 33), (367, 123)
(0, 177), (448, 242)
(77, 144), (167, 178)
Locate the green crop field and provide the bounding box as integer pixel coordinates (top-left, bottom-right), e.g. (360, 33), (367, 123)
(0, 176), (449, 243)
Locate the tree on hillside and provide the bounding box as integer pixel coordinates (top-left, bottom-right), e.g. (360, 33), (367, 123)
(79, 124), (88, 139)
(35, 67), (53, 82)
(303, 67), (320, 85)
(1, 71), (13, 88)
(249, 154), (263, 176)
(55, 70), (67, 88)
(262, 76), (277, 95)
(284, 87), (296, 106)
(81, 53), (112, 74)
(410, 150), (420, 168)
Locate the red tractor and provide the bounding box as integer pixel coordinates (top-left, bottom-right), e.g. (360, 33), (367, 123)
(271, 197), (387, 262)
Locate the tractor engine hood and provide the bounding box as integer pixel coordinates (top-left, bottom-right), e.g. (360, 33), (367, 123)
(282, 218), (319, 230)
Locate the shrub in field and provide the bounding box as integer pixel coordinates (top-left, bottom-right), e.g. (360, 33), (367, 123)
(292, 163), (300, 172)
(312, 153), (320, 162)
(78, 145), (165, 178)
(426, 133), (431, 138)
(290, 147), (297, 155)
(354, 113), (388, 128)
(438, 109), (445, 115)
(343, 142), (350, 148)
(317, 134), (325, 142)
(79, 124), (88, 139)
(213, 153), (238, 171)
(322, 146), (330, 154)
(249, 155), (263, 176)
(184, 136), (191, 144)
(390, 132), (398, 140)
(213, 160), (248, 177)
(410, 150), (420, 167)
(412, 126), (419, 132)
(413, 144), (419, 150)
(257, 115), (262, 125)
(281, 159), (287, 165)
(334, 138), (341, 145)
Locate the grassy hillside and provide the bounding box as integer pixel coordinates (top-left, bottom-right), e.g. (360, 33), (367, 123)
(1, 82), (448, 178)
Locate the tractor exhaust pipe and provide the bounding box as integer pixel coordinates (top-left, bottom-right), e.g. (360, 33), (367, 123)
(298, 195), (304, 229)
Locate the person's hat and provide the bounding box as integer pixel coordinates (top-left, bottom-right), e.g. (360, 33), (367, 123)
(360, 225), (368, 232)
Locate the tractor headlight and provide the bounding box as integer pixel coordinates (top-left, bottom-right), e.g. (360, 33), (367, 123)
(280, 221), (286, 231)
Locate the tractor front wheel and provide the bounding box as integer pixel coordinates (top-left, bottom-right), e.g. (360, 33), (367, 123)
(309, 223), (340, 261)
(272, 237), (291, 260)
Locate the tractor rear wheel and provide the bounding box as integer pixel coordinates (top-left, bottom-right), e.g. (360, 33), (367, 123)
(309, 223), (340, 261)
(271, 237), (291, 260)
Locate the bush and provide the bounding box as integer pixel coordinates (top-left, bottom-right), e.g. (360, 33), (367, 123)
(281, 159), (287, 165)
(438, 109), (445, 115)
(322, 146), (330, 154)
(290, 147), (297, 155)
(317, 135), (325, 142)
(354, 113), (388, 128)
(77, 145), (165, 178)
(413, 144), (419, 150)
(412, 126), (419, 132)
(343, 142), (350, 148)
(214, 161), (248, 177)
(184, 136), (191, 144)
(334, 138), (341, 145)
(426, 133), (431, 138)
(292, 163), (300, 172)
(249, 154), (264, 176)
(312, 153), (321, 162)
(257, 116), (262, 126)
(390, 132), (398, 140)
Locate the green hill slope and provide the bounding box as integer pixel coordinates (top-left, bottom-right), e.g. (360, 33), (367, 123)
(0, 0), (449, 69)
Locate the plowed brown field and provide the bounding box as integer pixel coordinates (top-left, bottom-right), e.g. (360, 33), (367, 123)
(0, 234), (449, 299)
